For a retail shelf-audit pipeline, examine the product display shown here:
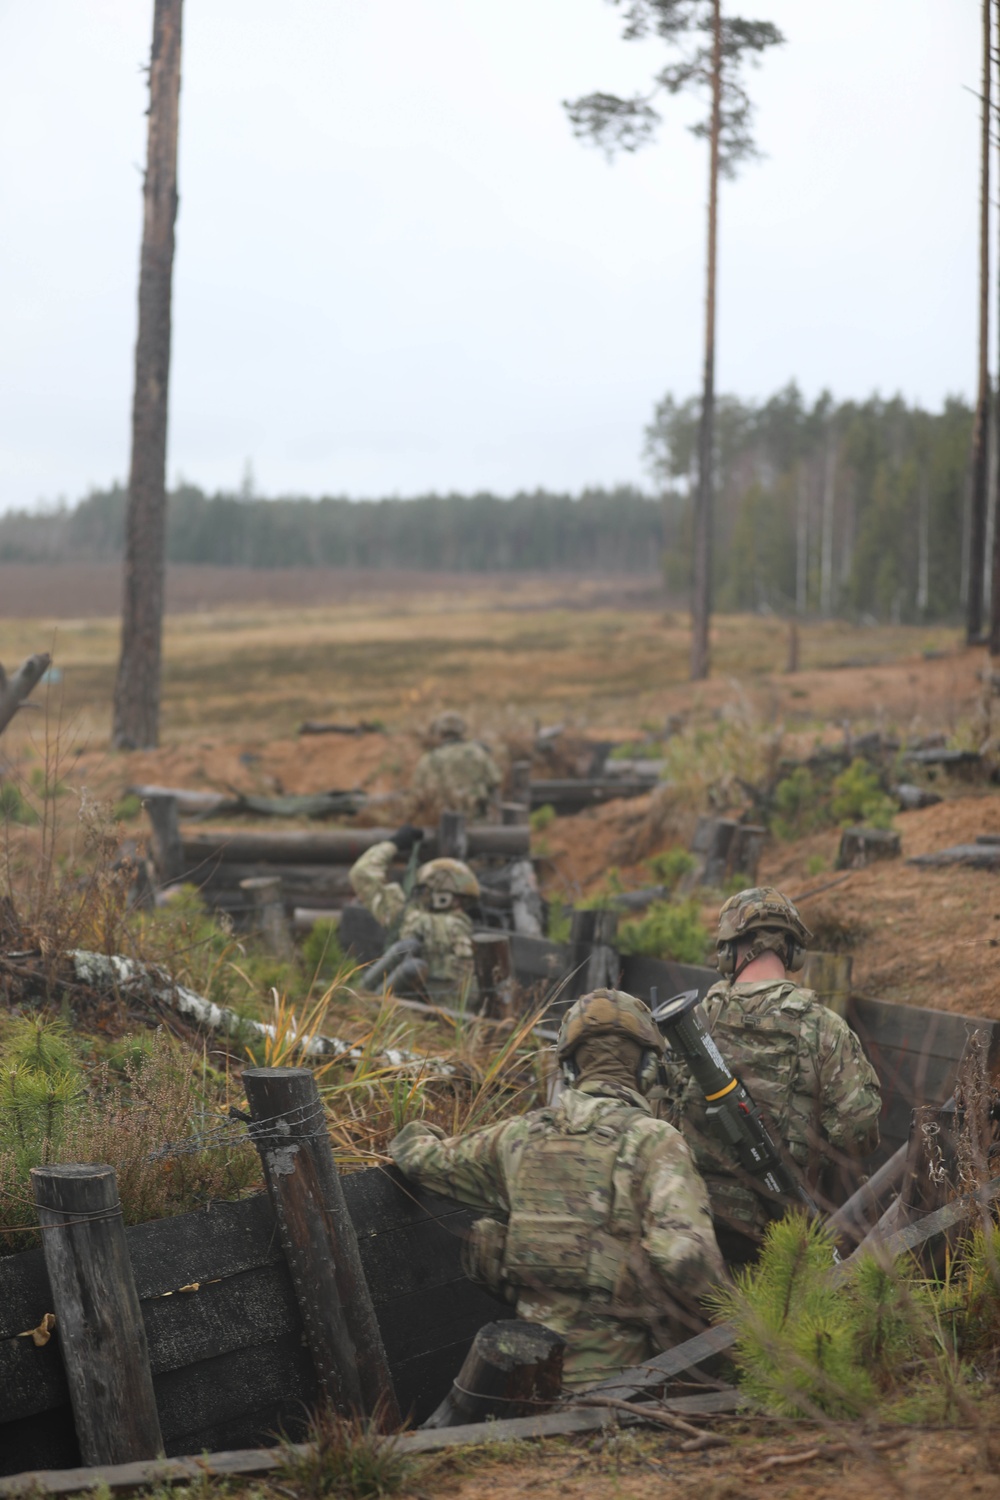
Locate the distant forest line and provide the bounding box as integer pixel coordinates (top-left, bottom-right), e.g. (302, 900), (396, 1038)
(1, 385), (976, 622)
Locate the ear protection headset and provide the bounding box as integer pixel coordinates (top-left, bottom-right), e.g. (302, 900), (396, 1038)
(717, 930), (805, 980)
(561, 1043), (667, 1096)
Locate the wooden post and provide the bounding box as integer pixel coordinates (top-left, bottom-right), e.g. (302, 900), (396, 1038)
(31, 1164), (163, 1465)
(837, 826), (901, 869)
(438, 810), (468, 860)
(785, 619), (799, 674)
(144, 793), (184, 884)
(510, 759), (532, 804)
(423, 1321), (565, 1428)
(473, 934), (516, 1020)
(586, 909), (620, 991)
(501, 801), (529, 826)
(242, 1068), (399, 1426)
(239, 875), (292, 957)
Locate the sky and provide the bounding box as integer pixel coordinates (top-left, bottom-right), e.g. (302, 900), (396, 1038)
(0, 0), (983, 510)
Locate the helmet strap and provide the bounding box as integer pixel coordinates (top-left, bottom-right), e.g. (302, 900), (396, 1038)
(732, 930), (792, 982)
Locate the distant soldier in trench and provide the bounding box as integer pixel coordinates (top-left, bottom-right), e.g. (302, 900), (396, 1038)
(411, 712), (502, 822)
(665, 886), (882, 1264)
(349, 823), (480, 1004)
(389, 989), (726, 1390)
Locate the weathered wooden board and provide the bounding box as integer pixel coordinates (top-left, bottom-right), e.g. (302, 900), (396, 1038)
(181, 825), (528, 868)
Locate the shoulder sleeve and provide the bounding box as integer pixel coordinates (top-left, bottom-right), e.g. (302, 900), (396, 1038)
(387, 1117), (518, 1215)
(349, 840), (406, 928)
(815, 1008), (882, 1157)
(635, 1121), (726, 1301)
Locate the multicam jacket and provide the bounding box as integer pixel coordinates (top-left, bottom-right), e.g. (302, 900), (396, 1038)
(411, 741), (501, 821)
(349, 840), (476, 997)
(389, 1080), (726, 1389)
(667, 978), (882, 1238)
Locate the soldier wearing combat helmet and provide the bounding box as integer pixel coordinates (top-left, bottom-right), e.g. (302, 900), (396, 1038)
(411, 712), (502, 822)
(390, 988), (725, 1389)
(666, 887), (881, 1263)
(349, 826), (479, 999)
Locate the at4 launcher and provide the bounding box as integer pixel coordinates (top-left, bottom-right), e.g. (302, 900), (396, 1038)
(651, 988), (823, 1220)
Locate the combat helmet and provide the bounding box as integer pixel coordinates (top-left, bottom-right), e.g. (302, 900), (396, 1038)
(716, 886), (811, 979)
(415, 857), (480, 909)
(556, 989), (665, 1092)
(428, 711), (467, 744)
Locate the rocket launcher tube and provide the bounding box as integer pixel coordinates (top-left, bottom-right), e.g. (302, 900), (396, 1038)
(652, 989), (822, 1217)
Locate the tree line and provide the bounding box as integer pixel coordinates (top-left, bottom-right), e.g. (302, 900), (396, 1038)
(2, 382), (974, 621)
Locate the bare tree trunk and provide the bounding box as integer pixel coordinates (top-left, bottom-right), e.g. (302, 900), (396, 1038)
(795, 464), (808, 617)
(916, 461), (930, 617)
(690, 0), (722, 682)
(819, 432), (836, 618)
(967, 0), (991, 644)
(991, 0), (1000, 655)
(112, 0), (183, 750)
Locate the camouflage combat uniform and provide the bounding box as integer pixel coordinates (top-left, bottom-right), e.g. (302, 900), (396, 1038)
(349, 839), (476, 995)
(668, 977), (881, 1240)
(389, 1079), (725, 1389)
(411, 741), (501, 821)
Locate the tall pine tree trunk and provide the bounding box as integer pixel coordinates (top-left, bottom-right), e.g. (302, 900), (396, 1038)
(112, 0), (183, 749)
(796, 464), (809, 617)
(690, 0), (722, 681)
(967, 0), (991, 644)
(991, 0), (1000, 654)
(819, 432), (836, 618)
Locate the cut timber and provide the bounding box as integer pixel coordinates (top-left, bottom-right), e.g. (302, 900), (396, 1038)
(438, 810), (468, 860)
(690, 818), (766, 886)
(528, 778), (655, 814)
(239, 877), (292, 958)
(800, 951), (853, 1018)
(145, 794), (185, 884)
(31, 1165), (163, 1465)
(298, 720), (383, 735)
(243, 1069), (399, 1427)
(893, 783), (942, 811)
(909, 843), (1000, 870)
(423, 1320), (565, 1428)
(837, 826), (901, 869)
(180, 825), (528, 866)
(0, 653), (51, 737)
(567, 908), (620, 997)
(500, 801), (529, 825)
(473, 934), (516, 1020)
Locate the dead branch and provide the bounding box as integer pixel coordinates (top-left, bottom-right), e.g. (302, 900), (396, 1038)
(0, 652), (51, 737)
(571, 1393), (730, 1447)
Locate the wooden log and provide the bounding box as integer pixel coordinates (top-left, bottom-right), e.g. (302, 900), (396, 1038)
(473, 934), (517, 1020)
(180, 825), (528, 867)
(238, 876), (292, 958)
(908, 843), (1000, 869)
(0, 652), (51, 737)
(144, 794), (185, 885)
(528, 778), (654, 813)
(423, 1320), (565, 1428)
(438, 810), (468, 860)
(500, 801), (529, 826)
(800, 951), (853, 1018)
(566, 909), (619, 997)
(242, 1069), (399, 1427)
(785, 619), (799, 674)
(31, 1164), (163, 1465)
(509, 759), (532, 802)
(837, 826), (901, 870)
(508, 859), (544, 937)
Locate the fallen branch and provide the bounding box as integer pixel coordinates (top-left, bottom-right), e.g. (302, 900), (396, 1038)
(745, 1431), (910, 1478)
(572, 1393), (731, 1448)
(0, 652), (51, 737)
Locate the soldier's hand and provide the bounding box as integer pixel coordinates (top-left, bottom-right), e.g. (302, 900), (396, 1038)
(390, 823), (422, 856)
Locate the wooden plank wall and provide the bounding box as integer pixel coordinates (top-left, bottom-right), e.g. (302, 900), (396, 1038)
(0, 1171), (506, 1477)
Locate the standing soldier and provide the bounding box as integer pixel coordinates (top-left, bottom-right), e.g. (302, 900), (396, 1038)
(389, 989), (726, 1389)
(411, 712), (501, 822)
(667, 887), (881, 1263)
(349, 824), (479, 1001)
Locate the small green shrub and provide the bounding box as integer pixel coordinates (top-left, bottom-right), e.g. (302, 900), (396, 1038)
(302, 919), (346, 982)
(529, 803), (556, 834)
(805, 854), (827, 877)
(608, 740), (664, 761)
(546, 893), (572, 944)
(617, 899), (708, 965)
(647, 847), (696, 889)
(830, 758), (896, 830)
(770, 767), (829, 841)
(0, 783), (38, 825)
(114, 793), (143, 821)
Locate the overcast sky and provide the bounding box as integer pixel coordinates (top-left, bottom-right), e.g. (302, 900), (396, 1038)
(0, 0), (982, 511)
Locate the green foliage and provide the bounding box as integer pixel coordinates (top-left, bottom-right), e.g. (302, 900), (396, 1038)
(608, 739), (664, 761)
(529, 803), (556, 834)
(0, 782), (38, 825)
(280, 1403), (414, 1498)
(647, 847), (695, 888)
(830, 758), (896, 830)
(771, 766), (829, 841)
(958, 1223), (1000, 1360)
(617, 899), (708, 964)
(114, 793), (143, 821)
(805, 854), (827, 877)
(302, 919), (346, 982)
(546, 893), (572, 944)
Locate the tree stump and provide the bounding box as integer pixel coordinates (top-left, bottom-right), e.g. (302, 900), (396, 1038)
(567, 908), (619, 995)
(509, 858), (544, 936)
(501, 800), (530, 826)
(144, 793), (185, 885)
(438, 810), (468, 860)
(239, 875), (292, 957)
(689, 818), (766, 887)
(474, 933), (517, 1020)
(423, 1320), (565, 1428)
(31, 1164), (163, 1465)
(509, 759), (532, 804)
(837, 826), (901, 869)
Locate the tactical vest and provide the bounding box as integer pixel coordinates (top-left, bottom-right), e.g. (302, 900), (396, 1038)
(501, 1101), (650, 1300)
(679, 983), (815, 1175)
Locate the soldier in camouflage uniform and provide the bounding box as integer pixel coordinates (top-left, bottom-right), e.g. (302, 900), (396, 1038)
(411, 712), (502, 822)
(349, 825), (478, 1000)
(389, 990), (726, 1389)
(666, 887), (881, 1262)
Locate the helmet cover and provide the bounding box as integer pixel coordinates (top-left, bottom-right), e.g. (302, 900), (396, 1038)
(415, 857), (480, 899)
(556, 988), (665, 1063)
